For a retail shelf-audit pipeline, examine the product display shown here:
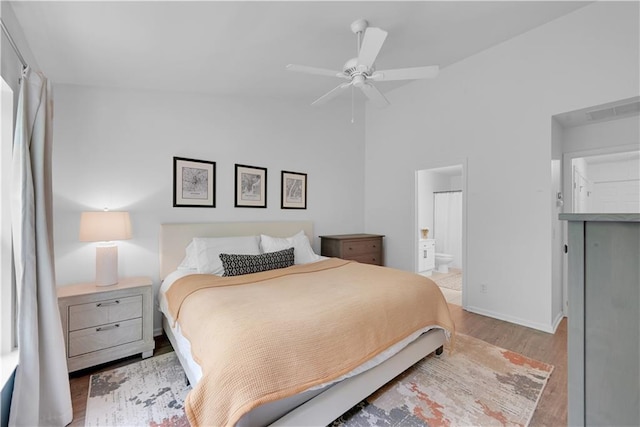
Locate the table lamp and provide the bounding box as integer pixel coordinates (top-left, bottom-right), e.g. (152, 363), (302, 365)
(79, 211), (132, 286)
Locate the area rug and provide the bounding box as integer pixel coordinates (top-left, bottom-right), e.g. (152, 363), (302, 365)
(331, 333), (554, 426)
(85, 352), (190, 427)
(432, 270), (462, 291)
(85, 335), (553, 427)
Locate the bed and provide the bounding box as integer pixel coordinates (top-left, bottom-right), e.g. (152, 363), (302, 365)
(158, 221), (454, 426)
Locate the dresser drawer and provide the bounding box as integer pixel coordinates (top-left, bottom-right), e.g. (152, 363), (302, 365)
(68, 295), (142, 331)
(341, 239), (381, 256)
(348, 253), (382, 265)
(68, 317), (143, 357)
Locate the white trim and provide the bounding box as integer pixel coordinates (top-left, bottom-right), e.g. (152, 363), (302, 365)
(551, 312), (565, 334)
(1, 77), (16, 357)
(465, 305), (556, 334)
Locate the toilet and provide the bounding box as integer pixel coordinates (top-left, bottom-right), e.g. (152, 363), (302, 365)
(435, 253), (454, 273)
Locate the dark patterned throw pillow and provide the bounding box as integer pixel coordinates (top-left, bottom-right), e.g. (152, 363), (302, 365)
(220, 247), (295, 277)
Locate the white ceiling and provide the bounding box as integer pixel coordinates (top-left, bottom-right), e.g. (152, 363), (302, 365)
(10, 1), (589, 104)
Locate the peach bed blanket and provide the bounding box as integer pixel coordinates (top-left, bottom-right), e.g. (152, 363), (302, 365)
(166, 258), (454, 427)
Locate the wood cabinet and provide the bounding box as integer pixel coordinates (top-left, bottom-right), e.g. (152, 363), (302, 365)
(560, 214), (639, 426)
(57, 277), (155, 372)
(320, 234), (384, 266)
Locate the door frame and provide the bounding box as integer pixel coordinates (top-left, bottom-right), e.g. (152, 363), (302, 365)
(561, 144), (639, 315)
(414, 158), (468, 308)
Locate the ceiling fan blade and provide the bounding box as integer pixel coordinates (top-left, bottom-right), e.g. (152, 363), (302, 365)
(311, 82), (352, 106)
(359, 83), (390, 108)
(357, 27), (388, 69)
(286, 64), (346, 78)
(370, 65), (439, 81)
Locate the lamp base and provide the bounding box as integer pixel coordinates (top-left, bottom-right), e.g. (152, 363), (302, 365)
(96, 244), (118, 286)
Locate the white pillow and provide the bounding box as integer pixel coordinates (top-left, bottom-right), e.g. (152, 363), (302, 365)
(177, 241), (197, 270)
(260, 230), (321, 265)
(193, 236), (261, 275)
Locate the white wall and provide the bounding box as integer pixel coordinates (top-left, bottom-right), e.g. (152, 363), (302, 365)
(52, 85), (365, 331)
(562, 114), (640, 154)
(364, 2), (639, 332)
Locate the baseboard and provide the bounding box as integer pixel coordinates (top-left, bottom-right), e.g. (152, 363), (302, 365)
(153, 327), (164, 337)
(551, 312), (565, 333)
(464, 305), (556, 334)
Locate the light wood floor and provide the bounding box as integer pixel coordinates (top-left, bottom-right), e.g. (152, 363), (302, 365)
(68, 305), (566, 426)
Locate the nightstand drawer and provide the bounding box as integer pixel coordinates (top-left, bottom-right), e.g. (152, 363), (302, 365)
(341, 239), (381, 255)
(68, 295), (142, 331)
(68, 318), (143, 357)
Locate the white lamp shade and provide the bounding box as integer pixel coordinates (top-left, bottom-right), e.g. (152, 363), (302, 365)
(79, 211), (132, 242)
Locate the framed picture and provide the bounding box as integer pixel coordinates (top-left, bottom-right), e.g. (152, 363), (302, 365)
(235, 164), (267, 208)
(281, 170), (307, 209)
(173, 157), (216, 208)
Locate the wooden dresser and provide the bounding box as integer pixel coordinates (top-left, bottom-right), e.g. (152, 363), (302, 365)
(57, 276), (155, 372)
(320, 234), (384, 266)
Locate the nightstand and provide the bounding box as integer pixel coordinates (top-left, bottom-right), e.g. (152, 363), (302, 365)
(320, 234), (384, 266)
(57, 276), (155, 372)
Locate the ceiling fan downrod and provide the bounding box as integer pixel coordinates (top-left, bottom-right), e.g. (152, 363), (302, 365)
(351, 19), (368, 55)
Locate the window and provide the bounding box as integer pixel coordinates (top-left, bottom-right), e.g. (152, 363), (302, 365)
(1, 76), (17, 384)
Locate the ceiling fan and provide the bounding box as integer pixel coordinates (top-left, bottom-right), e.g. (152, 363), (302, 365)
(286, 19), (439, 108)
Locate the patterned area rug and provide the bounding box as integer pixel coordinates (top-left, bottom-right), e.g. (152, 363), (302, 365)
(85, 352), (190, 427)
(431, 270), (462, 291)
(332, 334), (553, 426)
(85, 335), (553, 427)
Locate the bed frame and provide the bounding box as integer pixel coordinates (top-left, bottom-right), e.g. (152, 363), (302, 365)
(159, 221), (446, 426)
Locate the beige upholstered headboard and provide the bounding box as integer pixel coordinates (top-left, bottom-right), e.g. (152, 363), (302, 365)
(159, 221), (314, 280)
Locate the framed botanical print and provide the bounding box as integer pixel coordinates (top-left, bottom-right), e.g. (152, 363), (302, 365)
(173, 156), (216, 207)
(281, 170), (307, 209)
(235, 164), (267, 208)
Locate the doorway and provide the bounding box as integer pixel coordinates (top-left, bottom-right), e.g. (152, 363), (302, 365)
(415, 163), (466, 306)
(554, 96), (640, 320)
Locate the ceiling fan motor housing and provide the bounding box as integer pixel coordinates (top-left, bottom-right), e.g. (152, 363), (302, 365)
(343, 57), (372, 79)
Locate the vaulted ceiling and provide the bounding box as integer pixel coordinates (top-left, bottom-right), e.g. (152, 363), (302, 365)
(10, 1), (589, 103)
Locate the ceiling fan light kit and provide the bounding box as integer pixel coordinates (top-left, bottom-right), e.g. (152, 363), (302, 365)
(287, 18), (439, 108)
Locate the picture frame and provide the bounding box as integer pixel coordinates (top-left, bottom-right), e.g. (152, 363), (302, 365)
(173, 156), (216, 208)
(281, 170), (307, 209)
(235, 164), (267, 208)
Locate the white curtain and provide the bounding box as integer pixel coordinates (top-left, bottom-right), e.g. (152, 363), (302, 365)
(10, 68), (72, 426)
(433, 191), (463, 269)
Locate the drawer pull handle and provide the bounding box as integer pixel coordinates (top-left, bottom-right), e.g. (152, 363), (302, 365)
(96, 300), (120, 307)
(96, 324), (120, 332)
(348, 247), (352, 250)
